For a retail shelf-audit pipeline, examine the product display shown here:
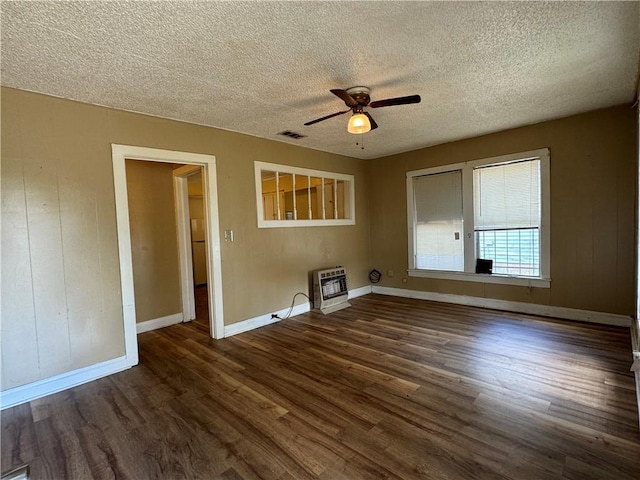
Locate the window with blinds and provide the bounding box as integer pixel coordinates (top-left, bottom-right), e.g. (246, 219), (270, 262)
(473, 159), (540, 276)
(413, 170), (464, 271)
(406, 148), (550, 286)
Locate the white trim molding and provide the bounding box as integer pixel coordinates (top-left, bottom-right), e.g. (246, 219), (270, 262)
(348, 285), (373, 298)
(407, 269), (550, 288)
(136, 313), (184, 334)
(224, 302), (312, 337)
(224, 285), (372, 337)
(111, 144), (225, 358)
(372, 286), (632, 327)
(0, 356), (130, 410)
(173, 165), (201, 323)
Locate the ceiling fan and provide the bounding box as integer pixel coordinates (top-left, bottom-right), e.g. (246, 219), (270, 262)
(304, 86), (421, 134)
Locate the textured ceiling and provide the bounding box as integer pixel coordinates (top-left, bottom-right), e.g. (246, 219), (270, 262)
(2, 1), (639, 159)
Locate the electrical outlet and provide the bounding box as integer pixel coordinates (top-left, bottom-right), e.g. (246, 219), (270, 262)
(387, 269), (394, 277)
(224, 230), (234, 242)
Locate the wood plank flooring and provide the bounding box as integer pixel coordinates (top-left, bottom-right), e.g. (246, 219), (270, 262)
(2, 294), (639, 479)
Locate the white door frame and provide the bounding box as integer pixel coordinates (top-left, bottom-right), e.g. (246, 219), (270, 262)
(173, 165), (201, 323)
(111, 145), (225, 367)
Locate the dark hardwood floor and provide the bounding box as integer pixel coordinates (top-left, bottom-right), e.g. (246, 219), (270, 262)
(2, 294), (639, 479)
(191, 284), (211, 334)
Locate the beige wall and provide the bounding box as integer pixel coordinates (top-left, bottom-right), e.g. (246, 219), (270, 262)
(369, 105), (637, 316)
(189, 196), (205, 220)
(1, 89), (125, 389)
(1, 87), (371, 390)
(126, 160), (182, 323)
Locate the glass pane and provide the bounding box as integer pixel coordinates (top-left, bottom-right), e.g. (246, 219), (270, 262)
(279, 173), (294, 219)
(476, 228), (539, 276)
(323, 178), (336, 219)
(310, 177), (323, 219)
(336, 180), (351, 219)
(256, 164), (355, 227)
(261, 170), (279, 221)
(295, 176), (310, 220)
(413, 171), (464, 271)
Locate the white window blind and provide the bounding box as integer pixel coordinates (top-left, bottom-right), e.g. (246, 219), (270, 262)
(473, 160), (540, 230)
(413, 170), (464, 271)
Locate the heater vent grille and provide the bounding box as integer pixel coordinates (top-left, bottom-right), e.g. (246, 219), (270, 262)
(313, 267), (350, 315)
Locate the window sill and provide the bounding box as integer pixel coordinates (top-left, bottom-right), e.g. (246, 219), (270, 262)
(407, 269), (550, 288)
(257, 218), (355, 228)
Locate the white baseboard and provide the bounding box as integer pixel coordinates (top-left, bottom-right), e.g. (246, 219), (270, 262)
(136, 312), (183, 334)
(371, 286), (632, 327)
(0, 355), (132, 410)
(348, 285), (372, 299)
(224, 285), (372, 338)
(224, 302), (311, 337)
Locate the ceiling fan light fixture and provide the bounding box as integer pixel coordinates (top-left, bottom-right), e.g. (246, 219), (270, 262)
(348, 112), (371, 134)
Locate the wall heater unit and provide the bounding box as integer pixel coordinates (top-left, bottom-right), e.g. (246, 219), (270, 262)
(313, 267), (350, 315)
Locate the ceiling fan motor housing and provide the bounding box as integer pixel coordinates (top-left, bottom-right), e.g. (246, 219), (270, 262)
(345, 86), (371, 106)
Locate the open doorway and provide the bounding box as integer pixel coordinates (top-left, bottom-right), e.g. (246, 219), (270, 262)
(112, 145), (224, 368)
(125, 160), (185, 333)
(189, 172), (209, 331)
(173, 166), (210, 334)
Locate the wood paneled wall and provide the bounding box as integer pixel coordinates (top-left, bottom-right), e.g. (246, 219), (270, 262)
(1, 90), (125, 390)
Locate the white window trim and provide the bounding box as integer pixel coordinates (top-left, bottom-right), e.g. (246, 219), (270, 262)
(255, 161), (356, 228)
(406, 148), (550, 288)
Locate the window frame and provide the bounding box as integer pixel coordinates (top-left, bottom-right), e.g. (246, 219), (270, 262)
(255, 161), (356, 228)
(406, 148), (550, 288)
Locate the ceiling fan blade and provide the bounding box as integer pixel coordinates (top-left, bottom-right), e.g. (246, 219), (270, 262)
(364, 112), (378, 130)
(330, 89), (359, 107)
(369, 94), (421, 108)
(304, 109), (350, 126)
